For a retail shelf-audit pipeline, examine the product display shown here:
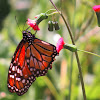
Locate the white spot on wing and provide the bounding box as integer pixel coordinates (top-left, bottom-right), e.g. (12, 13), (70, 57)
(16, 77), (21, 81)
(9, 70), (11, 73)
(22, 79), (25, 83)
(16, 88), (18, 91)
(10, 75), (14, 78)
(17, 68), (20, 73)
(14, 60), (16, 63)
(17, 68), (23, 76)
(12, 66), (16, 71)
(11, 87), (14, 89)
(41, 41), (49, 45)
(27, 59), (29, 63)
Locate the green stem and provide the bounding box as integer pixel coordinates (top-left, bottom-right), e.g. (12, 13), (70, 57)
(77, 49), (100, 58)
(49, 0), (86, 100)
(45, 9), (56, 14)
(47, 11), (59, 16)
(69, 53), (73, 100)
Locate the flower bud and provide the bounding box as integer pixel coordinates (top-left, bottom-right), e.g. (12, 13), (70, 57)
(27, 18), (40, 30)
(53, 21), (60, 30)
(56, 37), (65, 53)
(93, 5), (100, 27)
(48, 21), (53, 31)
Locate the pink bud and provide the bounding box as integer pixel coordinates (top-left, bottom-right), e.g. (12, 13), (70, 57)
(93, 5), (100, 27)
(27, 18), (40, 30)
(56, 37), (65, 53)
(93, 5), (100, 12)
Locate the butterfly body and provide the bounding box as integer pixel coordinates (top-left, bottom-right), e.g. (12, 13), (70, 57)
(7, 31), (58, 96)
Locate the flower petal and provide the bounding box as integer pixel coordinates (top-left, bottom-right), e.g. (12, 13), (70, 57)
(56, 37), (65, 53)
(93, 5), (100, 12)
(27, 18), (40, 31)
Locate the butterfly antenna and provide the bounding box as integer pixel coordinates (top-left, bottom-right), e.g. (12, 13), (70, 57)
(23, 20), (30, 31)
(26, 26), (30, 31)
(15, 16), (22, 32)
(34, 30), (37, 35)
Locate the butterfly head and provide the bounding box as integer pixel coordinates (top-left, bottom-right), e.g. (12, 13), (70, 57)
(22, 31), (35, 43)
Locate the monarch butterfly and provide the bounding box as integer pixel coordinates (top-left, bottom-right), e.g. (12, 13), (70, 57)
(7, 30), (58, 96)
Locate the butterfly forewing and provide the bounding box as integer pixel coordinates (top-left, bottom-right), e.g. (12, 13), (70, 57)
(7, 31), (58, 96)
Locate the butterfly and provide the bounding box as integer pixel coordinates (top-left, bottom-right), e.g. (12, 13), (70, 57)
(7, 30), (58, 96)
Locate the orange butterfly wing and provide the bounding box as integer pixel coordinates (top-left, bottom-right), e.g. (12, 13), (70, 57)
(26, 38), (57, 77)
(7, 32), (58, 96)
(8, 40), (36, 96)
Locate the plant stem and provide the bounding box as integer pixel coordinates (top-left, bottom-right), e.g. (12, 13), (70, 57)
(69, 53), (73, 100)
(77, 49), (100, 57)
(49, 0), (86, 100)
(47, 11), (59, 16)
(45, 9), (56, 14)
(75, 52), (86, 99)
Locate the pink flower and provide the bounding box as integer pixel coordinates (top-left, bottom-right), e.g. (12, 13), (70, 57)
(27, 18), (40, 31)
(56, 37), (65, 53)
(93, 5), (100, 12)
(93, 5), (100, 27)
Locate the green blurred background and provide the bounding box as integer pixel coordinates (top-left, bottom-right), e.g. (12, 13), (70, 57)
(0, 0), (100, 100)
